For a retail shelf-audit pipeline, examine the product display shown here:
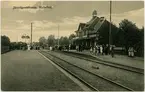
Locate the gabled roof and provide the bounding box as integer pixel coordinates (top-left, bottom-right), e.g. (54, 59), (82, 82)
(86, 17), (96, 25)
(88, 17), (100, 29)
(83, 16), (105, 31)
(76, 16), (116, 33)
(77, 23), (86, 31)
(94, 17), (106, 32)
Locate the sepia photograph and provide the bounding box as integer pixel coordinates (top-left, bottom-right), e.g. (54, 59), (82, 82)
(1, 0), (144, 91)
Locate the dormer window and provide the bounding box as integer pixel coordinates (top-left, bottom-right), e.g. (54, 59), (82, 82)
(100, 17), (104, 22)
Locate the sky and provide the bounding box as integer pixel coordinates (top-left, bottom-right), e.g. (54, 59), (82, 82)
(1, 1), (144, 42)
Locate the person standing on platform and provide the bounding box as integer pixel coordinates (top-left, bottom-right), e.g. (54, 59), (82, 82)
(90, 46), (93, 54)
(69, 44), (71, 51)
(95, 45), (98, 55)
(81, 44), (83, 52)
(102, 44), (105, 55)
(111, 46), (114, 57)
(128, 47), (131, 57)
(104, 45), (107, 55)
(76, 45), (78, 51)
(93, 46), (96, 55)
(100, 45), (103, 55)
(106, 44), (109, 55)
(50, 46), (52, 51)
(128, 47), (135, 57)
(79, 44), (81, 52)
(80, 45), (82, 52)
(98, 45), (101, 55)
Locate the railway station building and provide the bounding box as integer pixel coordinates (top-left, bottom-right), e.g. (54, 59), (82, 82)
(72, 10), (120, 49)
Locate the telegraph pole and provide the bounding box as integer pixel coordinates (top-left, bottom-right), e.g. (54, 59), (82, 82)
(58, 24), (59, 47)
(31, 22), (33, 47)
(109, 0), (112, 47)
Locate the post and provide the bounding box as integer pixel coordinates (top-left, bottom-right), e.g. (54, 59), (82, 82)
(31, 23), (33, 47)
(58, 24), (59, 47)
(109, 0), (112, 48)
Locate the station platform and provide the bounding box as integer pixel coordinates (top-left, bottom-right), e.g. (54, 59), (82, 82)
(1, 50), (82, 91)
(68, 50), (144, 69)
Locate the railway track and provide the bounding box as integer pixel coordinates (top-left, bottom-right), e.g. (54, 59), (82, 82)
(38, 51), (98, 91)
(39, 50), (134, 91)
(59, 51), (144, 74)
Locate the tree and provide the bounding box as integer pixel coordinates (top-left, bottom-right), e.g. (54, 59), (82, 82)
(1, 35), (11, 53)
(47, 35), (55, 46)
(119, 19), (140, 46)
(69, 34), (76, 44)
(133, 27), (144, 56)
(39, 37), (47, 47)
(63, 36), (69, 45)
(33, 42), (39, 46)
(1, 35), (11, 46)
(59, 36), (69, 46)
(10, 42), (17, 50)
(10, 41), (27, 50)
(140, 27), (144, 37)
(113, 28), (125, 47)
(69, 34), (76, 40)
(17, 42), (27, 49)
(119, 19), (142, 54)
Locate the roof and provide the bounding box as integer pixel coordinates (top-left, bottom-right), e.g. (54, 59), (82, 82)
(88, 17), (100, 29)
(83, 16), (105, 31)
(94, 17), (105, 32)
(77, 23), (86, 31)
(76, 16), (117, 34)
(86, 17), (96, 25)
(76, 16), (102, 32)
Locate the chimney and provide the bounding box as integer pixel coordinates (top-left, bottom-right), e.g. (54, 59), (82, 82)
(92, 10), (97, 18)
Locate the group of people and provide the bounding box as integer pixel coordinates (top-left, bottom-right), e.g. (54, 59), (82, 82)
(76, 45), (84, 52)
(90, 44), (115, 57)
(128, 47), (136, 57)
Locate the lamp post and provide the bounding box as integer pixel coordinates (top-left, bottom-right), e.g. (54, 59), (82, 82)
(109, 0), (112, 53)
(21, 34), (26, 43)
(29, 5), (53, 49)
(21, 34), (30, 43)
(31, 22), (33, 47)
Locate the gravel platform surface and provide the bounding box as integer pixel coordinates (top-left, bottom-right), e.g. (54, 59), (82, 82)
(1, 50), (82, 91)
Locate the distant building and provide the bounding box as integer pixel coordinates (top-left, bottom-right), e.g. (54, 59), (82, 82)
(72, 10), (119, 49)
